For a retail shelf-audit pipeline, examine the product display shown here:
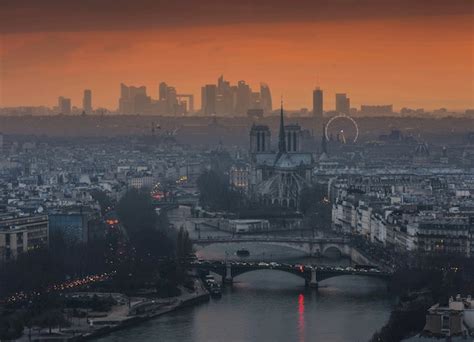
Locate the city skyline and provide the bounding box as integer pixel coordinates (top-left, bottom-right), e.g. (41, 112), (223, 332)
(1, 77), (472, 115)
(1, 1), (472, 111)
(0, 2), (473, 341)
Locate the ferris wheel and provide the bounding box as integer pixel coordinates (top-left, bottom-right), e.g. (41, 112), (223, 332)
(324, 114), (359, 144)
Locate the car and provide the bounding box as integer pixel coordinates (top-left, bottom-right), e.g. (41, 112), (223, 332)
(269, 262), (279, 268)
(258, 262), (269, 267)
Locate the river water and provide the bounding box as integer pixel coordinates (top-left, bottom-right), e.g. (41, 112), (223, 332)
(98, 241), (394, 342)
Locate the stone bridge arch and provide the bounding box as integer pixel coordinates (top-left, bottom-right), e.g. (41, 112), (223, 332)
(321, 244), (344, 258)
(193, 241), (314, 256)
(230, 267), (308, 281)
(192, 238), (352, 258)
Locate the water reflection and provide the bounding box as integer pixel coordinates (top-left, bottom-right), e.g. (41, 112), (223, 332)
(298, 293), (305, 342)
(98, 243), (393, 342)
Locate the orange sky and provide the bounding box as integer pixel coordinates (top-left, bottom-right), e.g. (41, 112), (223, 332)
(1, 13), (473, 111)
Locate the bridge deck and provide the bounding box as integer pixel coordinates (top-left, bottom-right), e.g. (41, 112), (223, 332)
(190, 261), (392, 282)
(192, 237), (351, 244)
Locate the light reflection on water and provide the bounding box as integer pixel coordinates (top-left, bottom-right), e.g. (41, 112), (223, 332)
(98, 243), (394, 342)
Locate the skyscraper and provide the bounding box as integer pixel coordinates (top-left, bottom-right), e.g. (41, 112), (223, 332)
(235, 81), (251, 116)
(119, 83), (131, 113)
(58, 96), (71, 114)
(216, 75), (233, 115)
(201, 84), (217, 115)
(159, 82), (167, 101)
(260, 83), (272, 115)
(83, 89), (92, 114)
(335, 93), (350, 115)
(312, 87), (323, 118)
(165, 86), (178, 114)
(118, 84), (149, 114)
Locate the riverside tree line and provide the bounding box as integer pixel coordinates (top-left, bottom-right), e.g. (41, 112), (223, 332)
(0, 188), (192, 339)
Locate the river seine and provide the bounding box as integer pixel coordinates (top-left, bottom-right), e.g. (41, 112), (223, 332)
(98, 242), (394, 342)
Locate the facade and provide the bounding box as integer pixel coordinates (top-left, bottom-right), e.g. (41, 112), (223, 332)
(48, 212), (88, 242)
(249, 105), (313, 209)
(229, 162), (250, 192)
(414, 218), (471, 257)
(0, 215), (49, 262)
(128, 175), (156, 189)
(424, 295), (474, 337)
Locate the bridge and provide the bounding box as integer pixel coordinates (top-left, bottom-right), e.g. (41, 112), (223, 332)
(190, 260), (392, 288)
(192, 236), (353, 259)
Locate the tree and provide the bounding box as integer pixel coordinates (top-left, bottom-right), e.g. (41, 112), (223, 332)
(0, 314), (24, 340)
(34, 310), (68, 334)
(117, 188), (158, 235)
(176, 227), (193, 260)
(90, 189), (114, 215)
(197, 169), (244, 211)
(299, 183), (332, 231)
(114, 189), (176, 290)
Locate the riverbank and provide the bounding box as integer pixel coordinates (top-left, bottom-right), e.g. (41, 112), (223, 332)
(17, 280), (210, 341)
(81, 286), (210, 341)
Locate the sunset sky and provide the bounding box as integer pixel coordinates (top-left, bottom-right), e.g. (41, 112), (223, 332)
(1, 0), (473, 111)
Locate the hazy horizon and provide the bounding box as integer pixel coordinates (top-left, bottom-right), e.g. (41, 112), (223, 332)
(1, 0), (473, 111)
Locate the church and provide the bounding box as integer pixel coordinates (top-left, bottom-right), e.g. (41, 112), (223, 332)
(248, 105), (314, 209)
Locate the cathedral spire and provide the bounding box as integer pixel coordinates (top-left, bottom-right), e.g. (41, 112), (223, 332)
(278, 98), (286, 153)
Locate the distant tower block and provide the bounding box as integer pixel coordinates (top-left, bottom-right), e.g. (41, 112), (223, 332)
(83, 89), (92, 114)
(335, 93), (350, 115)
(312, 87), (323, 119)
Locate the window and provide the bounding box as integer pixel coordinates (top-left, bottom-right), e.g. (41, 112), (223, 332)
(441, 314), (450, 331)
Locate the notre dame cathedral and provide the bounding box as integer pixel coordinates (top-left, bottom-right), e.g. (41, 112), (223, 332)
(248, 105), (314, 210)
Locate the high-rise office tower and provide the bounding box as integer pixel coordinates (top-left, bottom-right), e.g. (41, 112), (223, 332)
(166, 86), (178, 114)
(58, 96), (71, 114)
(119, 83), (131, 113)
(216, 75), (233, 115)
(83, 89), (92, 114)
(250, 92), (261, 109)
(201, 84), (217, 115)
(118, 84), (149, 114)
(335, 93), (350, 115)
(159, 82), (167, 101)
(260, 83), (272, 115)
(312, 87), (323, 118)
(235, 81), (251, 116)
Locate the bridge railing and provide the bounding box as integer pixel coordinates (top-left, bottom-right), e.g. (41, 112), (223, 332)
(192, 236), (350, 243)
(189, 260), (392, 277)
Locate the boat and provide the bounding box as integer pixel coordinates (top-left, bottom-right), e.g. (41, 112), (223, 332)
(209, 283), (222, 298)
(236, 249), (250, 257)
